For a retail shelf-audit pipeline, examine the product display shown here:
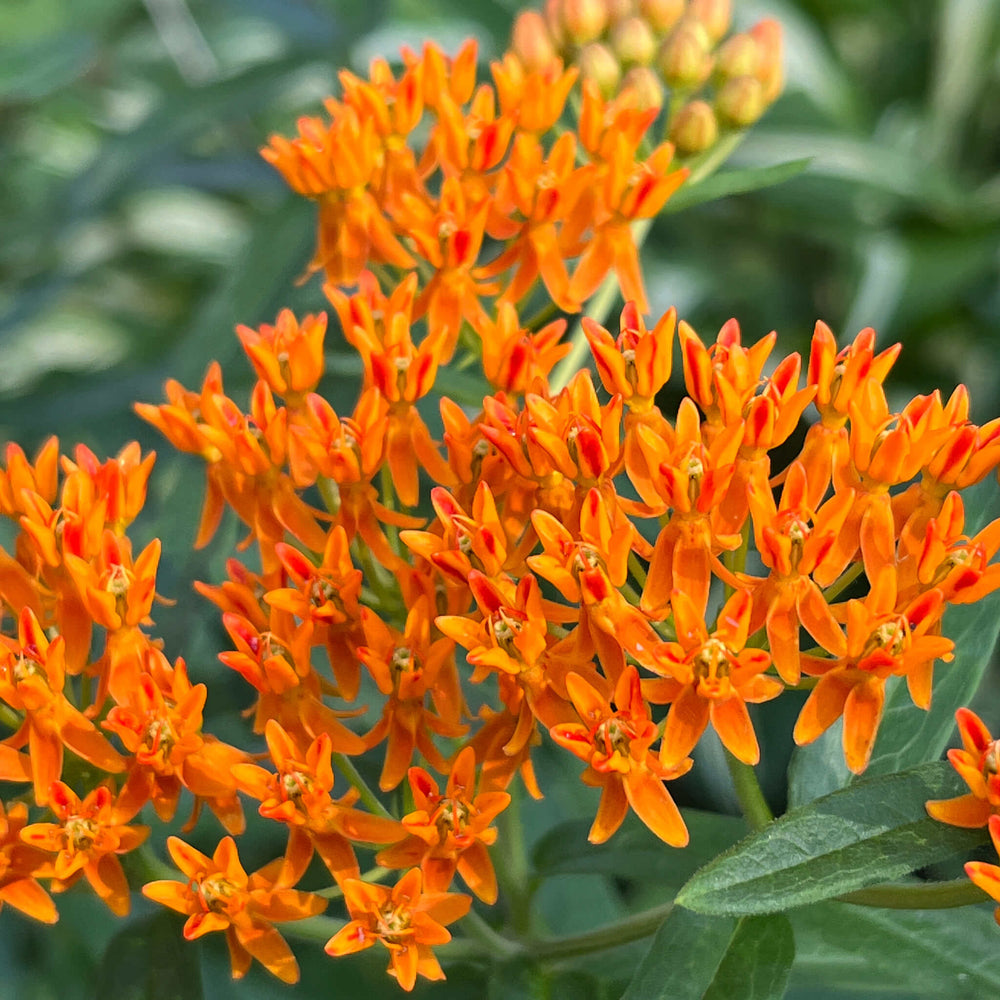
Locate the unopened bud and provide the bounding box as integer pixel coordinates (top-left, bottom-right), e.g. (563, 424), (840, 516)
(749, 18), (783, 102)
(669, 99), (718, 154)
(715, 33), (760, 80)
(544, 0), (567, 47)
(605, 0), (637, 25)
(578, 41), (622, 96)
(623, 66), (664, 110)
(611, 16), (658, 66)
(512, 10), (559, 73)
(716, 75), (766, 127)
(687, 0), (731, 43)
(657, 22), (713, 89)
(638, 0), (684, 34)
(560, 0), (609, 45)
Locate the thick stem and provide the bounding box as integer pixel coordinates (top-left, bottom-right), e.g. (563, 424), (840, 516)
(838, 878), (989, 910)
(331, 753), (396, 820)
(495, 782), (533, 936)
(725, 750), (773, 830)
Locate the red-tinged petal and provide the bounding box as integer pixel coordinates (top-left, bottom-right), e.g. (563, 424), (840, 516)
(957, 707), (993, 755)
(925, 794), (992, 829)
(588, 778), (628, 844)
(965, 860), (1000, 904)
(711, 697), (760, 765)
(166, 836), (212, 880)
(564, 672), (609, 723)
(842, 678), (885, 774)
(660, 685), (709, 766)
(184, 910), (230, 939)
(624, 769), (689, 847)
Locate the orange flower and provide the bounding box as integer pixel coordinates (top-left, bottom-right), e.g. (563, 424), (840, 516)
(324, 867), (471, 992)
(143, 835), (326, 984)
(647, 589), (782, 766)
(358, 597), (466, 790)
(232, 720), (404, 885)
(793, 570), (954, 773)
(926, 708), (1000, 828)
(21, 781), (148, 916)
(0, 608), (125, 805)
(236, 309), (327, 404)
(550, 666), (691, 846)
(0, 800), (56, 924)
(479, 301), (569, 395)
(377, 747), (510, 902)
(743, 460), (851, 683)
(104, 649), (248, 834)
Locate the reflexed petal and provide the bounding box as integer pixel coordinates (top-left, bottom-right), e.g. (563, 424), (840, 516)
(325, 919), (378, 956)
(660, 686), (709, 766)
(624, 769), (688, 847)
(842, 678), (885, 774)
(589, 778), (628, 844)
(925, 794), (992, 829)
(711, 697), (760, 765)
(236, 922), (300, 984)
(793, 673), (853, 746)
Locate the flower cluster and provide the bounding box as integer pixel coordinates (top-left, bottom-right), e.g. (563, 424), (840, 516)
(3, 0), (1000, 993)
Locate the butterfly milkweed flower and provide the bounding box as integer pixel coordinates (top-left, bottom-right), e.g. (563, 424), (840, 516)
(143, 835), (326, 984)
(926, 708), (1000, 828)
(324, 867), (471, 991)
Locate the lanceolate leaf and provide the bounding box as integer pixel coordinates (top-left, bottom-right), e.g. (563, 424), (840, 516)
(664, 159), (812, 214)
(622, 908), (794, 1000)
(675, 761), (986, 916)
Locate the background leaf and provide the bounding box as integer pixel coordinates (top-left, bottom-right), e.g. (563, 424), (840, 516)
(622, 908), (794, 1000)
(94, 911), (204, 1000)
(677, 761), (986, 916)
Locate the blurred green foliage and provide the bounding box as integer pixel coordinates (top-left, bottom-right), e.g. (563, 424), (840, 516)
(2, 0), (1000, 997)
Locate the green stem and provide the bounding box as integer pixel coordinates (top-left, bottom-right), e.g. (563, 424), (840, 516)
(628, 551), (648, 589)
(523, 901), (675, 962)
(838, 878), (989, 910)
(284, 914), (346, 946)
(680, 131), (747, 187)
(725, 750), (773, 830)
(496, 782), (533, 936)
(822, 561), (865, 603)
(331, 753), (396, 820)
(460, 908), (523, 960)
(315, 866), (391, 899)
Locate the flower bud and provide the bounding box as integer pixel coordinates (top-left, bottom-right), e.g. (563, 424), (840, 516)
(715, 33), (760, 80)
(669, 99), (718, 154)
(578, 41), (622, 95)
(716, 75), (766, 127)
(611, 16), (658, 66)
(749, 18), (783, 102)
(605, 0), (637, 25)
(559, 0), (609, 45)
(544, 0), (567, 47)
(657, 22), (713, 89)
(686, 0), (731, 43)
(623, 66), (664, 111)
(511, 10), (559, 73)
(638, 0), (684, 34)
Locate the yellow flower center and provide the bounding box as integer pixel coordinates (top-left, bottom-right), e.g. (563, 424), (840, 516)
(65, 815), (99, 853)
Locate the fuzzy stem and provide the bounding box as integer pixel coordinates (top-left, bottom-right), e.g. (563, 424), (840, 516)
(331, 753), (396, 820)
(838, 878), (989, 910)
(725, 750), (773, 830)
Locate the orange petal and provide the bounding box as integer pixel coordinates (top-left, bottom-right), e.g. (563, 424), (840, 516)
(624, 769), (689, 847)
(842, 677), (885, 774)
(925, 793), (992, 829)
(711, 696), (760, 765)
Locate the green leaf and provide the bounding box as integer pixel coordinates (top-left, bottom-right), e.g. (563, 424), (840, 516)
(664, 159), (812, 214)
(786, 719), (853, 809)
(0, 33), (97, 100)
(675, 761), (986, 916)
(789, 899), (1000, 998)
(622, 909), (794, 1000)
(865, 475), (1000, 777)
(532, 809), (747, 890)
(701, 915), (795, 1000)
(93, 911), (204, 1000)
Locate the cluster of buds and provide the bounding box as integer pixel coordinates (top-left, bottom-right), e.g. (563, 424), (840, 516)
(511, 0), (783, 153)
